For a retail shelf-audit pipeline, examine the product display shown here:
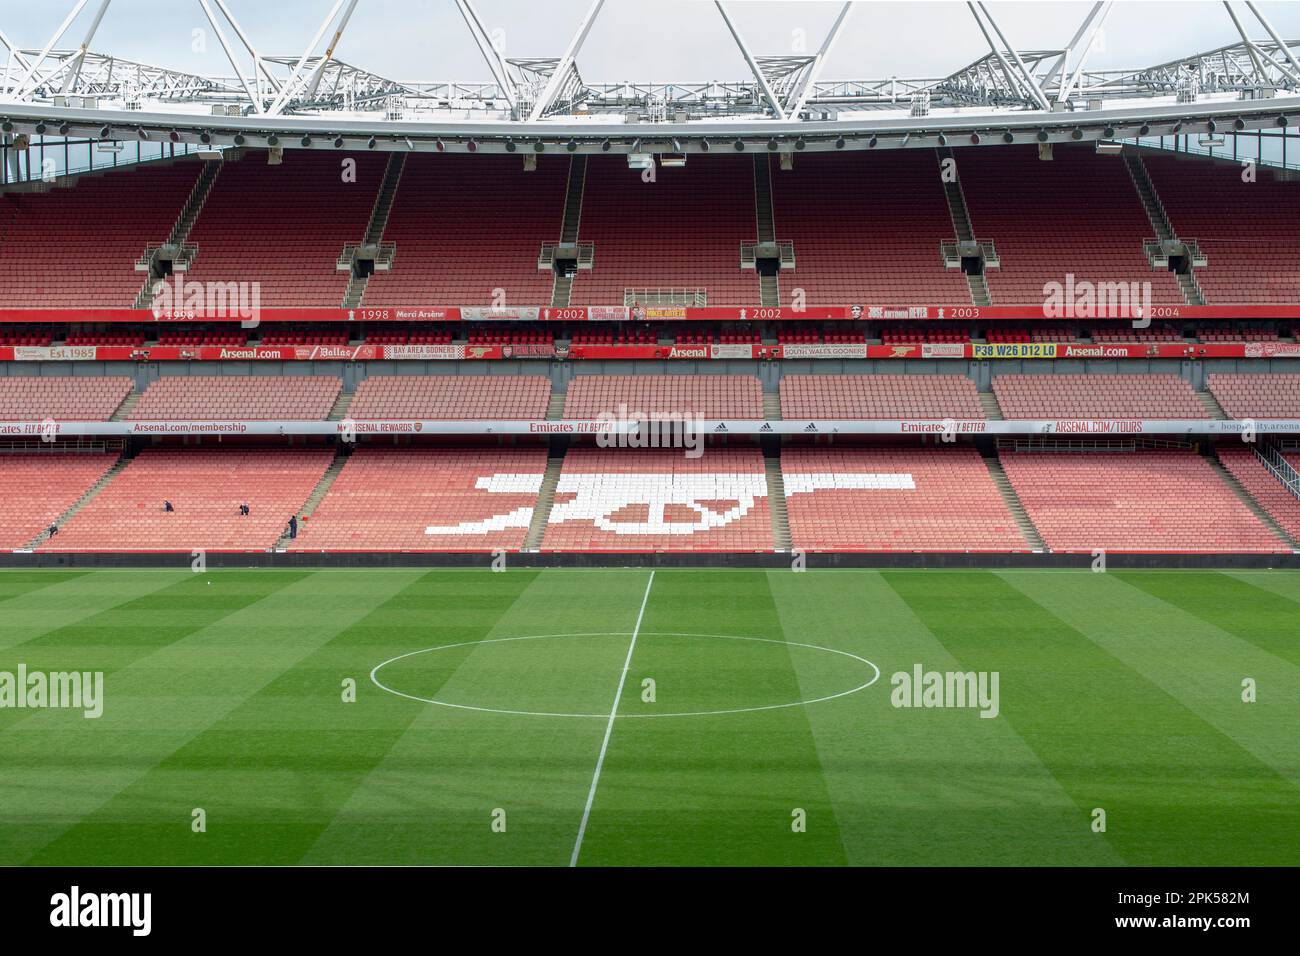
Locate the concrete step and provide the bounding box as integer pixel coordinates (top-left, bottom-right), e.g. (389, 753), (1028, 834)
(984, 454), (1046, 551)
(276, 449), (350, 547)
(1197, 390), (1228, 420)
(546, 392), (567, 420)
(1206, 450), (1300, 549)
(764, 455), (792, 551)
(328, 391), (354, 422)
(111, 391), (141, 421)
(523, 454), (567, 550)
(763, 392), (783, 421)
(979, 391), (1004, 421)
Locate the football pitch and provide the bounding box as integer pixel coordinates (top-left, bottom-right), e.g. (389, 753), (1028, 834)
(1, 567), (1297, 867)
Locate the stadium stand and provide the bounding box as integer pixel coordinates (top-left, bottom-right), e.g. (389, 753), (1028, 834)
(998, 448), (1284, 552)
(780, 374), (984, 420)
(768, 151), (970, 303)
(46, 446), (333, 551)
(347, 375), (551, 419)
(362, 154), (566, 306)
(0, 160), (200, 307)
(1143, 153), (1300, 304)
(991, 373), (1206, 418)
(568, 155), (758, 305)
(957, 145), (1184, 305)
(182, 151), (387, 307)
(541, 446), (772, 551)
(0, 376), (133, 420)
(1215, 445), (1300, 540)
(128, 375), (340, 420)
(562, 374), (764, 419)
(0, 451), (121, 548)
(292, 445), (548, 550)
(783, 445), (1027, 550)
(1207, 373), (1300, 418)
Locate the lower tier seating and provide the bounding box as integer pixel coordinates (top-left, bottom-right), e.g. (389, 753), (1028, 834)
(1215, 445), (1300, 541)
(46, 447), (333, 551)
(783, 445), (1026, 550)
(540, 446), (772, 551)
(291, 446), (548, 551)
(999, 449), (1284, 552)
(0, 451), (121, 548)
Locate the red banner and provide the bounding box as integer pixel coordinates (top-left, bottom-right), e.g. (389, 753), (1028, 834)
(3, 304), (1300, 324)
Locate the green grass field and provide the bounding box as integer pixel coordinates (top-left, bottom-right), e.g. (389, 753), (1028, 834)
(1, 567), (1297, 866)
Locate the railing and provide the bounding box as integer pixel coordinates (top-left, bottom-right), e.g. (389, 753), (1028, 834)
(0, 439), (122, 453)
(624, 288), (707, 307)
(1256, 444), (1300, 502)
(998, 437), (1193, 453)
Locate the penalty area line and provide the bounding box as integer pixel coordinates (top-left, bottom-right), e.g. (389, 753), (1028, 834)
(569, 570), (655, 867)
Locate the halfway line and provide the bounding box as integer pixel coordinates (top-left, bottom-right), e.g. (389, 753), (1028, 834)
(569, 570), (655, 867)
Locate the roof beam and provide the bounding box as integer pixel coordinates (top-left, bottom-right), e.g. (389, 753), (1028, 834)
(1245, 0), (1300, 85)
(5, 0), (93, 99)
(786, 1), (854, 118)
(716, 0), (786, 120)
(455, 0), (516, 109)
(266, 0), (349, 116)
(527, 0), (603, 121)
(968, 1), (1052, 111)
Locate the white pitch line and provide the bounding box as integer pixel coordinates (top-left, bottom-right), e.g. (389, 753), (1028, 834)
(569, 570), (655, 867)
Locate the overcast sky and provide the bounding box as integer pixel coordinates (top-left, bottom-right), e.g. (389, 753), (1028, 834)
(3, 1), (1299, 86)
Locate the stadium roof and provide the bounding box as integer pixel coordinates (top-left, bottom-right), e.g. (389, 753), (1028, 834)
(2, 0), (1300, 154)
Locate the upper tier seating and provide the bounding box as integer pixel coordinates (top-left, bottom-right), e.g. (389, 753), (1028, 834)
(0, 376), (132, 420)
(1215, 445), (1300, 541)
(291, 446), (548, 551)
(182, 150), (386, 307)
(568, 155), (758, 305)
(347, 375), (551, 419)
(783, 446), (1026, 550)
(0, 451), (121, 548)
(562, 374), (764, 419)
(991, 373), (1206, 418)
(0, 160), (200, 307)
(1207, 373), (1300, 418)
(768, 151), (970, 304)
(363, 154), (566, 306)
(780, 374), (984, 419)
(999, 449), (1284, 552)
(128, 375), (340, 420)
(958, 145), (1184, 305)
(1144, 154), (1300, 303)
(541, 446), (772, 551)
(46, 447), (333, 551)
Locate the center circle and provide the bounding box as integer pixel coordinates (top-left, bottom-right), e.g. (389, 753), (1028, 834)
(370, 631), (880, 718)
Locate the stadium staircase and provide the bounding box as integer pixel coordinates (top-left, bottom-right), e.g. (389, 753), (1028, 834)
(978, 391), (1004, 421)
(549, 157), (589, 308)
(753, 155), (781, 307)
(937, 147), (991, 306)
(277, 447), (351, 548)
(328, 390), (354, 421)
(1206, 448), (1300, 549)
(763, 392), (782, 420)
(523, 454), (567, 550)
(1125, 152), (1207, 306)
(546, 391), (567, 420)
(764, 455), (793, 550)
(344, 153), (406, 308)
(983, 452), (1046, 551)
(110, 390), (141, 421)
(1197, 389), (1229, 420)
(24, 451), (131, 549)
(133, 157), (223, 308)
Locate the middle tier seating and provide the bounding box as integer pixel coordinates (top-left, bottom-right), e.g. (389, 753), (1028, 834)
(292, 446), (549, 551)
(1207, 373), (1300, 418)
(129, 375), (341, 420)
(999, 449), (1284, 552)
(46, 446), (334, 551)
(562, 374), (764, 419)
(780, 374), (984, 419)
(783, 446), (1027, 550)
(991, 373), (1206, 419)
(0, 376), (133, 421)
(541, 446), (772, 551)
(347, 375), (551, 419)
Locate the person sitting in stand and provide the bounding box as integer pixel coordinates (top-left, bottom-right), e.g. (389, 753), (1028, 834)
(164, 500), (174, 513)
(239, 503), (250, 516)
